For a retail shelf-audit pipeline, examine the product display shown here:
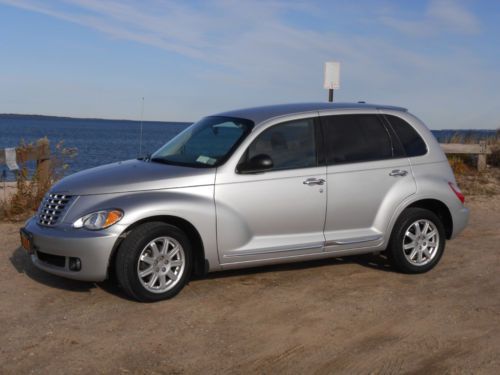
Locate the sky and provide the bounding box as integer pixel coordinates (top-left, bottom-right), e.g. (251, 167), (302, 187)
(0, 0), (499, 129)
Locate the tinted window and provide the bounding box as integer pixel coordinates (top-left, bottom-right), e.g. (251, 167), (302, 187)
(386, 115), (427, 157)
(322, 115), (395, 164)
(241, 118), (317, 171)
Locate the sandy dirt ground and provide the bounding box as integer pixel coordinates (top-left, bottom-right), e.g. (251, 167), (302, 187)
(1, 195), (499, 374)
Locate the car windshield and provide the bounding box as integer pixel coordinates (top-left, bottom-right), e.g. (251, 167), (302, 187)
(150, 116), (253, 168)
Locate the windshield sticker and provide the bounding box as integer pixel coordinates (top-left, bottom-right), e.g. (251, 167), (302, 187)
(196, 155), (217, 165)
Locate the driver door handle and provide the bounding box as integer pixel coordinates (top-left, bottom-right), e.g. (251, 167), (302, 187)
(303, 178), (325, 186)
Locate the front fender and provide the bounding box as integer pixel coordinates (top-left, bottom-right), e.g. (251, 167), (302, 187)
(63, 186), (220, 271)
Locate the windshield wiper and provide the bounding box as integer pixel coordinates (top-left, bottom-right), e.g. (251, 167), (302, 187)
(149, 157), (210, 168)
(150, 157), (176, 165)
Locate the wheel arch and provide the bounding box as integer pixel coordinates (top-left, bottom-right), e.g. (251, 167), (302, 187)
(406, 199), (453, 239)
(108, 215), (208, 279)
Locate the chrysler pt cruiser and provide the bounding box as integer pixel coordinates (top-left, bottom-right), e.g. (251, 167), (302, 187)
(21, 103), (469, 301)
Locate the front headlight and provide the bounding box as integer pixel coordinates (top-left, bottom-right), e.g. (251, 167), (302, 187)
(73, 209), (123, 230)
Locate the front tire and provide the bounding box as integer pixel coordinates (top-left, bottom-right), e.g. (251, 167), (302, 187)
(388, 208), (446, 274)
(115, 222), (192, 302)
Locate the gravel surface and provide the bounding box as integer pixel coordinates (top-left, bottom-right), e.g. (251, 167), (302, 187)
(1, 196), (499, 374)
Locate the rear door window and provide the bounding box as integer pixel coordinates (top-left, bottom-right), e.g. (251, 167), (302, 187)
(321, 114), (398, 165)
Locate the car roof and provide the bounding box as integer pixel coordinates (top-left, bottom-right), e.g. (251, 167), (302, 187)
(214, 102), (408, 125)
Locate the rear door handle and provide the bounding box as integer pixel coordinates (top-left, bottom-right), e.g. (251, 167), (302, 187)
(389, 169), (408, 177)
(303, 178), (325, 186)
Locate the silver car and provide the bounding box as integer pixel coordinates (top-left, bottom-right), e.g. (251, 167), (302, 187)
(21, 103), (469, 301)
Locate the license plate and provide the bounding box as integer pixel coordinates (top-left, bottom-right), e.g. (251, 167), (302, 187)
(20, 229), (33, 254)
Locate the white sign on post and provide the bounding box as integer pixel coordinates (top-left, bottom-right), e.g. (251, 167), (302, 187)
(323, 61), (340, 89)
(5, 148), (19, 171)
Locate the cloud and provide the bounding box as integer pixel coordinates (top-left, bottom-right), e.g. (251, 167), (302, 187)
(381, 0), (480, 37)
(0, 0), (497, 128)
(428, 0), (480, 33)
(0, 0), (435, 83)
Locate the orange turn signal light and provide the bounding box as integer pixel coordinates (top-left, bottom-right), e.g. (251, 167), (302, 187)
(104, 210), (123, 227)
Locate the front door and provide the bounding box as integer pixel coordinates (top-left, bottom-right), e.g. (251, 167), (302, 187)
(215, 117), (327, 264)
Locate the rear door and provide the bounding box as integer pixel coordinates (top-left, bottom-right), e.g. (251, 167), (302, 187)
(320, 113), (416, 251)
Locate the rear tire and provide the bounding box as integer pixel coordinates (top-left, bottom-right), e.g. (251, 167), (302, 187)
(388, 208), (445, 274)
(115, 222), (192, 302)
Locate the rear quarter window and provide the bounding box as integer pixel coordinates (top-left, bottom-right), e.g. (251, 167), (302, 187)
(385, 115), (427, 157)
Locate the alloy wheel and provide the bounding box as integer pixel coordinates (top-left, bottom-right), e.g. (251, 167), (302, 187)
(136, 236), (186, 293)
(402, 219), (440, 266)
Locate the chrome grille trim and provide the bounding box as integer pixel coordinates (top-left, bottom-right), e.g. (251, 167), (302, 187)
(37, 193), (74, 226)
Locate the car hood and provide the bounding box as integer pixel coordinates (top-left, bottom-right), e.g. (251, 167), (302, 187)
(50, 159), (216, 195)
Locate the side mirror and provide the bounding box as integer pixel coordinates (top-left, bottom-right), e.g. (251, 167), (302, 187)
(237, 154), (273, 174)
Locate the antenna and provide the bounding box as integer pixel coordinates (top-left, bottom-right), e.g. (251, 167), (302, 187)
(139, 97), (145, 157)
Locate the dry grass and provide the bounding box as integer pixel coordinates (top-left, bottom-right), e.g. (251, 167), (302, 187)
(455, 168), (500, 196)
(444, 128), (500, 196)
(447, 155), (473, 176)
(489, 129), (500, 167)
(442, 129), (498, 145)
(0, 140), (77, 221)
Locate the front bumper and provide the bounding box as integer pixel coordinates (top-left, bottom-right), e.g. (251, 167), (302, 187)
(24, 217), (125, 282)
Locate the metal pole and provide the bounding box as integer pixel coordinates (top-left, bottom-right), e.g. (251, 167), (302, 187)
(139, 97), (144, 157)
(328, 89), (334, 102)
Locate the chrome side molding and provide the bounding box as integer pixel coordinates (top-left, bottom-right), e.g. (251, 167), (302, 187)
(325, 235), (383, 246)
(223, 242), (324, 258)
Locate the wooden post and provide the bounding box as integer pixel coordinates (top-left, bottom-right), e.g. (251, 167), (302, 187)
(35, 138), (51, 193)
(478, 140), (487, 171)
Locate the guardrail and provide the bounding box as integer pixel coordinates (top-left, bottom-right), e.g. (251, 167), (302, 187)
(440, 140), (491, 171)
(0, 138), (51, 187)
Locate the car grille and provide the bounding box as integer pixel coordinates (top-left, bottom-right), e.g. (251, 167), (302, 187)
(38, 193), (73, 226)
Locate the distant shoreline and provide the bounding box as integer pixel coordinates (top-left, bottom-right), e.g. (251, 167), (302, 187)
(0, 113), (192, 125)
(0, 113), (497, 132)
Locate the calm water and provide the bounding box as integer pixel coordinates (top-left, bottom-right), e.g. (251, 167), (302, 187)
(0, 115), (496, 181)
(0, 115), (190, 180)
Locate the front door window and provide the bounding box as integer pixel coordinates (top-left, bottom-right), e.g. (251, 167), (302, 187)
(239, 118), (317, 171)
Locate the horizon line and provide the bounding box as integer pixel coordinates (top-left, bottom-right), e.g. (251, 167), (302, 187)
(0, 112), (192, 124)
(0, 112), (498, 131)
